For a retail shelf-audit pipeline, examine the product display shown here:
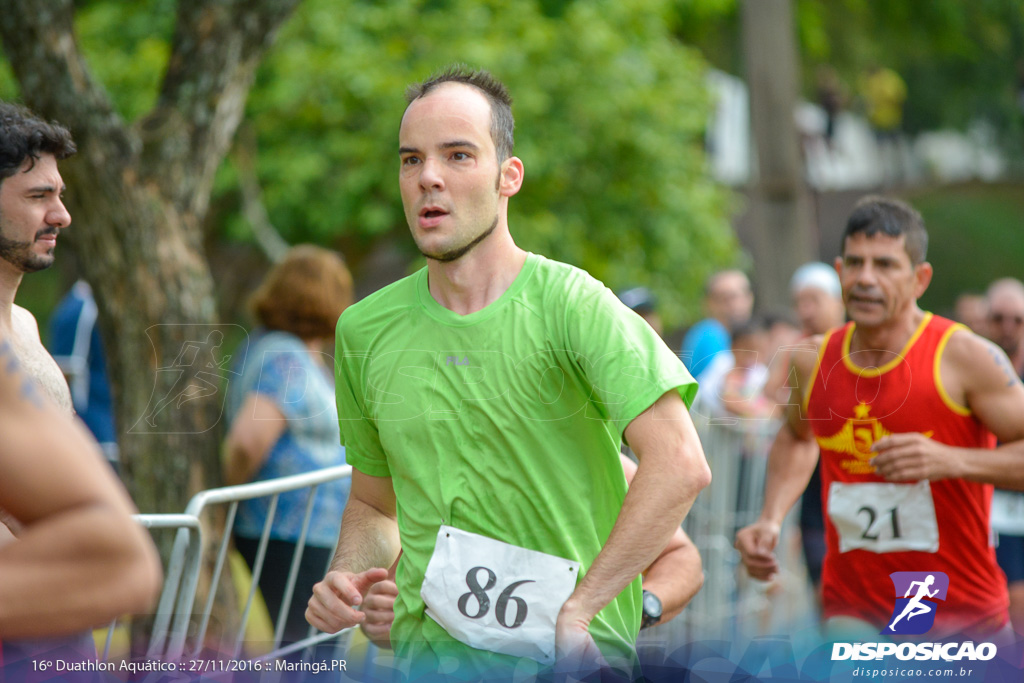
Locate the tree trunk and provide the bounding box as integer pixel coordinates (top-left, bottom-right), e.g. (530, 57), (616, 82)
(741, 0), (816, 312)
(0, 0), (301, 652)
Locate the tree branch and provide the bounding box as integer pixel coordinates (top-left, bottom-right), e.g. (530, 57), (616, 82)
(137, 0), (302, 217)
(0, 0), (135, 164)
(235, 126), (290, 264)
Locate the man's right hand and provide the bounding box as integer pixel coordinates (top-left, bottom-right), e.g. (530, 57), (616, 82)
(734, 520), (781, 581)
(306, 567), (389, 633)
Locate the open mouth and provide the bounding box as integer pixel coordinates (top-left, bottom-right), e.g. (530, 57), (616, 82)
(418, 206), (449, 228)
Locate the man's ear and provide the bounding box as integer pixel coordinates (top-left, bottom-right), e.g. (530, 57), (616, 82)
(499, 157), (524, 197)
(914, 261), (933, 299)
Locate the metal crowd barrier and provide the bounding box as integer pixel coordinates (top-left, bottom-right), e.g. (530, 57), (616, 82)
(114, 432), (812, 668)
(638, 414), (812, 649)
(101, 513), (202, 661)
(107, 465), (354, 667)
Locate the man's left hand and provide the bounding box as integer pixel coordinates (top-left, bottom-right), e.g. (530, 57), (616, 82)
(871, 433), (961, 482)
(554, 608), (606, 675)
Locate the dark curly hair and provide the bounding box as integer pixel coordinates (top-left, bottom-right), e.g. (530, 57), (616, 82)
(0, 101), (76, 183)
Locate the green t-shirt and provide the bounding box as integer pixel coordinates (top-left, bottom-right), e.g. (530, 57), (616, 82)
(336, 253), (696, 678)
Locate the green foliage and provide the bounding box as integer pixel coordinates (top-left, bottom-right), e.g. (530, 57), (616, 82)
(73, 0), (177, 121)
(0, 58), (16, 101)
(227, 0), (736, 326)
(1, 0), (736, 328)
(0, 1), (174, 120)
(671, 0), (1024, 138)
(795, 0), (1024, 134)
(911, 183), (1024, 314)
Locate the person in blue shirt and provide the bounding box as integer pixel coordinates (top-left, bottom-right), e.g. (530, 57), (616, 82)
(679, 269), (754, 379)
(223, 245), (354, 645)
(48, 279), (118, 470)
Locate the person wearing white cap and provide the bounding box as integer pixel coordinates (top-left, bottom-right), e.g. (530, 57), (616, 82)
(790, 262), (845, 340)
(789, 262), (846, 601)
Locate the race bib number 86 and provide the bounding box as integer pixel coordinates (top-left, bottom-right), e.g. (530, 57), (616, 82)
(420, 525), (580, 663)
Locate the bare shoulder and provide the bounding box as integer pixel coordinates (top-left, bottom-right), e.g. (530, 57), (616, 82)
(940, 326), (1024, 442)
(943, 326), (1021, 391)
(11, 304), (41, 341)
(780, 334), (827, 439)
(784, 333), (825, 384)
(5, 308), (74, 414)
(0, 336), (46, 413)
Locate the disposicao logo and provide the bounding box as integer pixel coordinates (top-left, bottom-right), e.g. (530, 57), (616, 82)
(882, 571), (949, 635)
(831, 570), (997, 663)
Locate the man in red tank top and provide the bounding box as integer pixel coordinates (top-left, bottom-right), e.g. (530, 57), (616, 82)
(736, 195), (1024, 639)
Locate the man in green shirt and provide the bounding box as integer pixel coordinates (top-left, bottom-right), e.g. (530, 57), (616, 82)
(306, 65), (710, 679)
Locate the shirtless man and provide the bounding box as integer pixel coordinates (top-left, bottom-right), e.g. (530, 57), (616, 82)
(0, 104), (74, 407)
(0, 333), (161, 638)
(736, 196), (1024, 639)
(0, 101), (160, 646)
(0, 101), (78, 544)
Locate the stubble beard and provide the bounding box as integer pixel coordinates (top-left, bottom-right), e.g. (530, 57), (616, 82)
(420, 214), (499, 264)
(0, 224), (56, 273)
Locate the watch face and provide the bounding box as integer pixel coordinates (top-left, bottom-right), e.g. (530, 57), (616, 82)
(642, 590), (662, 619)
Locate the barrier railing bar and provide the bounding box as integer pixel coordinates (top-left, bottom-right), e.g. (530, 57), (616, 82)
(163, 466), (351, 660)
(232, 494), (279, 659)
(193, 501), (239, 657)
(166, 523), (205, 660)
(274, 483), (319, 650)
(147, 518), (201, 659)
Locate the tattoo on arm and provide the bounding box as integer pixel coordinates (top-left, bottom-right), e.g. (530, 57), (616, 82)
(0, 339), (46, 409)
(987, 345), (1023, 388)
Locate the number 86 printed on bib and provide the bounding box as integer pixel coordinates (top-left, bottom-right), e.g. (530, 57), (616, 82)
(420, 525), (580, 663)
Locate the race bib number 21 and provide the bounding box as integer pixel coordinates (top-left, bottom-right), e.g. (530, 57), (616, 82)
(420, 525), (580, 663)
(828, 480), (939, 554)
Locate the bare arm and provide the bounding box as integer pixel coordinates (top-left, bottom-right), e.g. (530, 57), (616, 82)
(223, 393), (287, 486)
(640, 529), (702, 626)
(556, 390), (710, 658)
(306, 468), (401, 633)
(760, 418), (821, 525)
(0, 341), (161, 637)
(735, 342), (822, 580)
(617, 454), (702, 626)
(872, 330), (1024, 488)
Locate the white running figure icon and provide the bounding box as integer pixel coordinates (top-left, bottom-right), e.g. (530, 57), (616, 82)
(889, 574), (939, 631)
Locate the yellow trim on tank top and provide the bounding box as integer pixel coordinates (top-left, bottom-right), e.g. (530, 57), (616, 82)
(801, 329), (833, 415)
(840, 312), (933, 377)
(934, 322), (972, 416)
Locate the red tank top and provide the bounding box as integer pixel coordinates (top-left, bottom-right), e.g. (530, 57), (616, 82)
(806, 313), (1007, 635)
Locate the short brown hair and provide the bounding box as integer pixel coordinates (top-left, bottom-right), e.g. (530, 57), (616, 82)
(249, 245), (353, 340)
(405, 64), (514, 162)
(843, 195), (928, 264)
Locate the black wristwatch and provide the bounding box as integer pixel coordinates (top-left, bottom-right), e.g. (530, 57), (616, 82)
(641, 589), (663, 629)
